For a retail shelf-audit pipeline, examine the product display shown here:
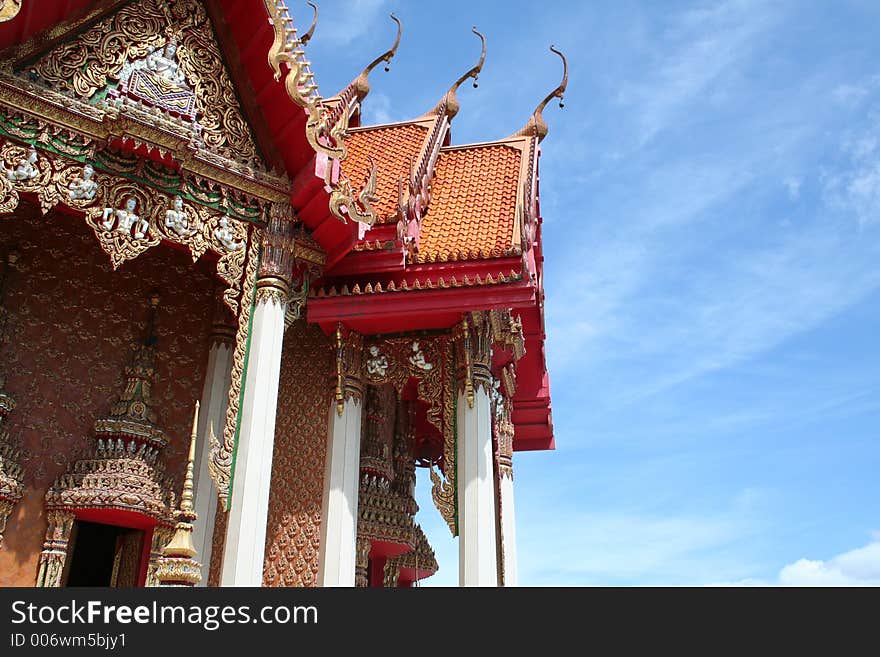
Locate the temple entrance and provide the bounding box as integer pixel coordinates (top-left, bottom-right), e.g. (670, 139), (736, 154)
(65, 521), (145, 587)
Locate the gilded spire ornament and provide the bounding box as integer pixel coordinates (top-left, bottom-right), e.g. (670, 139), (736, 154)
(352, 13), (403, 101)
(513, 45), (568, 142)
(429, 27), (486, 119)
(300, 1), (318, 45)
(156, 401), (202, 587)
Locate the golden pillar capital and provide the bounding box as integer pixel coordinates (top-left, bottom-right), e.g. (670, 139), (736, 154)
(334, 324), (364, 415)
(254, 274), (290, 307)
(453, 312), (493, 408)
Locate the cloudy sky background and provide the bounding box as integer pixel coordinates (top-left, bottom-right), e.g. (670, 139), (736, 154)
(303, 0), (880, 585)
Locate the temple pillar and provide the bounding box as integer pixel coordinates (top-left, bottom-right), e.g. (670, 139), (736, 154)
(219, 274), (289, 586)
(318, 327), (363, 587)
(455, 315), (498, 587)
(191, 301), (235, 586)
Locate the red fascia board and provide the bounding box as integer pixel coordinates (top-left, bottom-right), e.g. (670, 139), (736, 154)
(308, 280), (536, 326)
(326, 248), (406, 276)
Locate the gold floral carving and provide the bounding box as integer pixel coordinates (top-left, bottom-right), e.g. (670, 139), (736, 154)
(355, 537), (371, 587)
(24, 0), (263, 167)
(335, 326), (364, 415)
(383, 561), (400, 588)
(145, 525), (174, 587)
(35, 510), (74, 587)
(210, 235), (259, 511)
(0, 390), (22, 549)
(454, 312), (494, 408)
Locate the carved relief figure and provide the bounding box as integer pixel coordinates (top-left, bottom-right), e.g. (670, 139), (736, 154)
(366, 345), (389, 378)
(102, 196), (148, 239)
(409, 341), (433, 371)
(213, 216), (243, 251)
(164, 196), (195, 237)
(146, 39), (187, 88)
(6, 146), (38, 182)
(67, 164), (98, 201)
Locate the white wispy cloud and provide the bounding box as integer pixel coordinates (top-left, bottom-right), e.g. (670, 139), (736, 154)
(615, 0), (781, 146)
(309, 0), (387, 47)
(823, 109), (880, 227)
(513, 483), (769, 586)
(362, 91), (393, 125)
(712, 534), (880, 586)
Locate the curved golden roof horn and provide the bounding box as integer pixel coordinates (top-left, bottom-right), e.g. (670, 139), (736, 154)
(432, 27), (486, 118)
(515, 45), (568, 141)
(354, 13), (403, 99)
(301, 2), (319, 45)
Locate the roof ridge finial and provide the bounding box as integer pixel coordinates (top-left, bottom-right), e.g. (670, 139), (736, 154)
(354, 13), (403, 100)
(514, 45), (567, 142)
(431, 27), (486, 119)
(300, 2), (319, 45)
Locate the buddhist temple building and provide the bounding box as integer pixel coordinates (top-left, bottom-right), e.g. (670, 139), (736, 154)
(0, 0), (562, 587)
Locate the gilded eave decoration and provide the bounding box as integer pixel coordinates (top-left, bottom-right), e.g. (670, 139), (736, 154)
(0, 140), (252, 315)
(264, 0), (379, 227)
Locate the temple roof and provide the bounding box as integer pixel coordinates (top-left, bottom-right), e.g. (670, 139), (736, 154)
(343, 121), (429, 224)
(417, 143), (521, 264)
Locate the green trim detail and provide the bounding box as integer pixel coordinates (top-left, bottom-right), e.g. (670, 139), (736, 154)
(226, 243), (261, 511)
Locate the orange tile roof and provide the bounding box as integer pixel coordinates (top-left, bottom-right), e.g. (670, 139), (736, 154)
(342, 123), (428, 223)
(416, 144), (522, 263)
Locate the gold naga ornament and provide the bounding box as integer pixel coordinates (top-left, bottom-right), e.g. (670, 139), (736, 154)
(264, 0), (379, 226)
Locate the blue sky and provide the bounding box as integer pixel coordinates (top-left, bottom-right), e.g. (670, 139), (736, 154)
(303, 0), (880, 585)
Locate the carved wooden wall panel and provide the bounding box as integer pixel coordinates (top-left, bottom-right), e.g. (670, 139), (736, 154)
(262, 320), (332, 587)
(0, 204), (215, 585)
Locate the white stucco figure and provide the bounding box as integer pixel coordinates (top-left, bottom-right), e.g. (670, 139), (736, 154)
(6, 146), (38, 182)
(165, 196), (195, 237)
(102, 196), (148, 238)
(213, 216), (243, 251)
(67, 164), (98, 201)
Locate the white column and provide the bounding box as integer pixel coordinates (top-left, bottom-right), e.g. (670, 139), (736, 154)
(220, 277), (288, 586)
(499, 471), (518, 586)
(458, 385), (498, 587)
(318, 396), (363, 587)
(192, 334), (233, 586)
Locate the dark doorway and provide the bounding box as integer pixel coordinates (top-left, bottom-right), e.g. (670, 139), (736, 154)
(65, 521), (144, 587)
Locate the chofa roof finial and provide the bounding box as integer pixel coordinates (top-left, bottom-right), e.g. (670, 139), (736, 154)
(432, 27), (486, 119)
(300, 1), (319, 45)
(354, 13), (403, 100)
(514, 45), (567, 142)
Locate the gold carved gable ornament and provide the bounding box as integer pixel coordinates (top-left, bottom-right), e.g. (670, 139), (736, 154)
(7, 0), (264, 169)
